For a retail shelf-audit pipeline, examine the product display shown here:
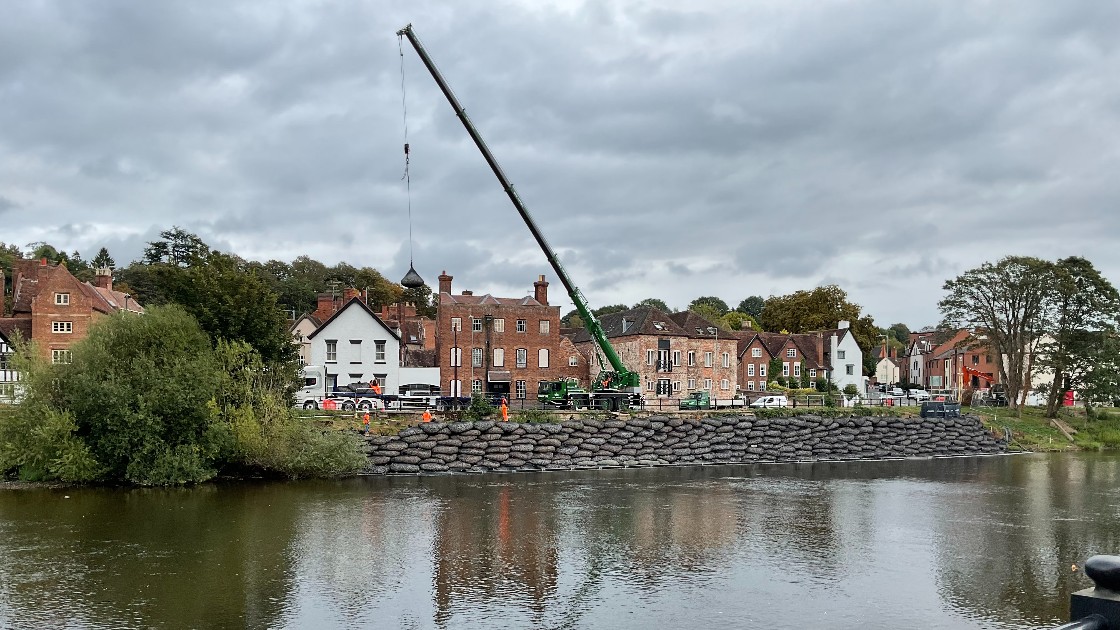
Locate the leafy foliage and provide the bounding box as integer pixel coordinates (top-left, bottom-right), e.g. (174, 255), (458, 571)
(633, 297), (669, 312)
(759, 285), (879, 359)
(737, 296), (765, 318)
(688, 296), (730, 316)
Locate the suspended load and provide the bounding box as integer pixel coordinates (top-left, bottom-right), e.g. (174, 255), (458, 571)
(400, 264), (425, 289)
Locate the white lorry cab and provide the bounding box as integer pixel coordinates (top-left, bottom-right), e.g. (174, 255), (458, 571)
(295, 365), (385, 411)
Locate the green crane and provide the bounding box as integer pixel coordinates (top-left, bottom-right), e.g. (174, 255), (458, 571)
(397, 24), (642, 410)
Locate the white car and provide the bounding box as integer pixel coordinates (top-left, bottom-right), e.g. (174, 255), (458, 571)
(906, 389), (931, 401)
(886, 387), (906, 397)
(750, 395), (789, 408)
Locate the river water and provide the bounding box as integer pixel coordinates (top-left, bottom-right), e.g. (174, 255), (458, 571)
(2, 453), (1119, 629)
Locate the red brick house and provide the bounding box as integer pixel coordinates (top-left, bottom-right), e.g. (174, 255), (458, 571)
(737, 332), (830, 393)
(435, 271), (587, 400)
(1, 259), (143, 363)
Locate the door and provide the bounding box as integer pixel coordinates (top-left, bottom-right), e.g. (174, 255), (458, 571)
(656, 379), (671, 397)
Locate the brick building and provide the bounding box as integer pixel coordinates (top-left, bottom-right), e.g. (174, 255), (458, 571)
(567, 306), (729, 399)
(737, 331), (831, 393)
(435, 272), (587, 400)
(0, 259), (142, 363)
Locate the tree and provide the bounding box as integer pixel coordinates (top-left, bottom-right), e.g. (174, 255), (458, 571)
(91, 247), (116, 269)
(690, 303), (725, 328)
(1036, 257), (1120, 418)
(759, 285), (879, 362)
(768, 357), (783, 386)
(561, 309), (582, 328)
(593, 304), (629, 317)
(142, 227), (212, 266)
(720, 311), (758, 332)
(689, 296), (729, 316)
(737, 296), (764, 319)
(634, 298), (669, 312)
(939, 256), (1054, 415)
(1080, 334), (1120, 412)
(888, 323), (911, 344)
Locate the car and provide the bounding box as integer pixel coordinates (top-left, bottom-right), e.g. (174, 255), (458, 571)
(920, 401), (961, 418)
(750, 395), (788, 408)
(906, 389), (931, 401)
(886, 387), (906, 397)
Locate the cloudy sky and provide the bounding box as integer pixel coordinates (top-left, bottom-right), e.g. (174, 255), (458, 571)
(3, 0), (1118, 327)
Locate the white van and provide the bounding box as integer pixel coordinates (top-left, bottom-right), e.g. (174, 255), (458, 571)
(749, 395), (788, 408)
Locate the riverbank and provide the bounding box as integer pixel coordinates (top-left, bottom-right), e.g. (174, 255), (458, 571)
(971, 406), (1120, 452)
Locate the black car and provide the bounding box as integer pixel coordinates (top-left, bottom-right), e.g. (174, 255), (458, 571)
(920, 401), (962, 418)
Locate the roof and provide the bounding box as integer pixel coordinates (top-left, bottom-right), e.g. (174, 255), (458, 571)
(440, 292), (548, 308)
(83, 283), (144, 314)
(403, 347), (437, 368)
(0, 317), (31, 345)
(566, 306), (691, 343)
(10, 259), (142, 315)
(666, 311), (723, 338)
(289, 313), (322, 333)
(307, 297), (401, 341)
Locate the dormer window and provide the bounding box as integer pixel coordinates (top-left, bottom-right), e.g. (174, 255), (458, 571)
(55, 293), (70, 305)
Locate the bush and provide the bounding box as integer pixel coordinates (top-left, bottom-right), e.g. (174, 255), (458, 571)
(463, 394), (495, 420)
(515, 409), (559, 423)
(814, 378), (829, 392)
(776, 376), (787, 387)
(843, 384), (859, 396)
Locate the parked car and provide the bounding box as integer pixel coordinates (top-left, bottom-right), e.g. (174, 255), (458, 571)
(906, 389), (931, 401)
(750, 395), (788, 408)
(886, 387), (906, 397)
(920, 401), (962, 418)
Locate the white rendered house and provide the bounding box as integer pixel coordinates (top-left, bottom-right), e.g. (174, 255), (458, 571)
(307, 298), (401, 393)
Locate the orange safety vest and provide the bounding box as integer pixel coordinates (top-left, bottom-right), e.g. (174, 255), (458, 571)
(422, 410), (432, 422)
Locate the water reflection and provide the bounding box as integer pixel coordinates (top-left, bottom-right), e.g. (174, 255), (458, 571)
(3, 454), (1120, 629)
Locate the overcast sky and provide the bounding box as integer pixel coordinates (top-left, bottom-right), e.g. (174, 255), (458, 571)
(3, 0), (1118, 328)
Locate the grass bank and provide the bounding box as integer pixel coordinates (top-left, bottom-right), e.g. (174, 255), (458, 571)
(971, 406), (1120, 452)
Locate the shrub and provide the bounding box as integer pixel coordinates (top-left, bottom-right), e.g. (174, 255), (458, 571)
(814, 378), (828, 392)
(515, 409), (559, 423)
(463, 394), (495, 420)
(843, 384), (859, 396)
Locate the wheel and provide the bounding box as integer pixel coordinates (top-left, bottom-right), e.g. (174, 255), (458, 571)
(341, 401), (356, 411)
(303, 400), (318, 410)
(358, 401), (371, 412)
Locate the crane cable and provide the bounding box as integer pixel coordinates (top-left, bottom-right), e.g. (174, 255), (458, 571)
(398, 34), (414, 267)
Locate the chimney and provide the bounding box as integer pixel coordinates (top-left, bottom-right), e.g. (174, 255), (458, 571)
(461, 290), (473, 296)
(40, 257), (47, 267)
(838, 320), (850, 330)
(95, 267), (113, 291)
(313, 293), (337, 322)
(438, 270), (453, 295)
(533, 274), (549, 305)
(343, 288), (360, 303)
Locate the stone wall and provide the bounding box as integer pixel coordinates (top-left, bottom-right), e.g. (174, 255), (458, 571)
(361, 414), (1007, 474)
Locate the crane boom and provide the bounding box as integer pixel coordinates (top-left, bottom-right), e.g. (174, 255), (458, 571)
(397, 24), (637, 387)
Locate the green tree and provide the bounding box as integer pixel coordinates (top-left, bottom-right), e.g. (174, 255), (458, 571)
(91, 247), (116, 269)
(720, 311), (758, 332)
(593, 304), (629, 317)
(561, 309), (582, 328)
(634, 297), (669, 312)
(1036, 257), (1120, 418)
(768, 357), (783, 386)
(689, 296), (730, 316)
(1080, 334), (1120, 412)
(690, 303), (725, 328)
(939, 256), (1054, 414)
(759, 285), (879, 363)
(888, 322), (911, 344)
(737, 296), (765, 318)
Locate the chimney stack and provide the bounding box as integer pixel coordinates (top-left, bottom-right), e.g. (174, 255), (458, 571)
(534, 274), (549, 305)
(838, 320), (850, 330)
(40, 257), (47, 267)
(95, 267), (113, 291)
(343, 288), (360, 303)
(438, 270), (453, 295)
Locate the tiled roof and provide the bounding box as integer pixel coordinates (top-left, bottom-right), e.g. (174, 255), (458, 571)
(566, 306), (690, 343)
(666, 311), (724, 339)
(307, 297), (401, 341)
(0, 317), (31, 344)
(440, 293), (547, 307)
(403, 347), (437, 368)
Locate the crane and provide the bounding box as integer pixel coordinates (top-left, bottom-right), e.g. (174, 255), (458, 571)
(396, 25), (642, 411)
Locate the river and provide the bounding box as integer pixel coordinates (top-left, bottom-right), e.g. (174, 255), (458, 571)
(2, 453), (1119, 629)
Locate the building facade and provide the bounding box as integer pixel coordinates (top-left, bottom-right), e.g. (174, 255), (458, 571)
(306, 298), (402, 393)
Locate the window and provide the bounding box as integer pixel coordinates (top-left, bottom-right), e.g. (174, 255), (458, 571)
(810, 369), (817, 378)
(494, 348), (505, 367)
(674, 381), (681, 392)
(972, 355), (980, 365)
(688, 378), (696, 389)
(451, 317), (462, 332)
(493, 318), (505, 333)
(687, 351), (695, 366)
(912, 360), (919, 370)
(51, 349), (72, 364)
(646, 380), (655, 391)
(782, 362), (789, 377)
(516, 319), (526, 333)
(472, 379), (482, 394)
(838, 350), (846, 360)
(786, 348), (796, 358)
(703, 378), (712, 390)
(704, 352), (713, 368)
(325, 340), (337, 362)
(568, 355), (578, 367)
(759, 364), (766, 377)
(0, 352), (9, 369)
(747, 364), (755, 376)
(721, 379), (730, 390)
(673, 350), (681, 367)
(747, 380), (755, 391)
(539, 320), (549, 334)
(55, 293), (70, 305)
(52, 321), (73, 334)
(794, 363), (801, 377)
(516, 348), (527, 368)
(538, 348), (549, 368)
(846, 364), (854, 375)
(375, 341), (386, 362)
(372, 374), (386, 387)
(722, 352), (730, 368)
(752, 348), (762, 358)
(472, 317), (483, 332)
(450, 347), (462, 367)
(515, 380), (526, 399)
(472, 348), (483, 368)
(646, 349), (655, 365)
(449, 379), (463, 396)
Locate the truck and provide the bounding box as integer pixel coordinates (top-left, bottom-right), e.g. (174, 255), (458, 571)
(678, 390), (746, 410)
(295, 365), (386, 412)
(398, 24), (643, 412)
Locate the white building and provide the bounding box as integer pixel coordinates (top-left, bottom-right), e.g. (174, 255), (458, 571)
(827, 320), (865, 393)
(875, 356), (900, 386)
(306, 298), (401, 393)
(289, 313), (321, 366)
(0, 327), (19, 403)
